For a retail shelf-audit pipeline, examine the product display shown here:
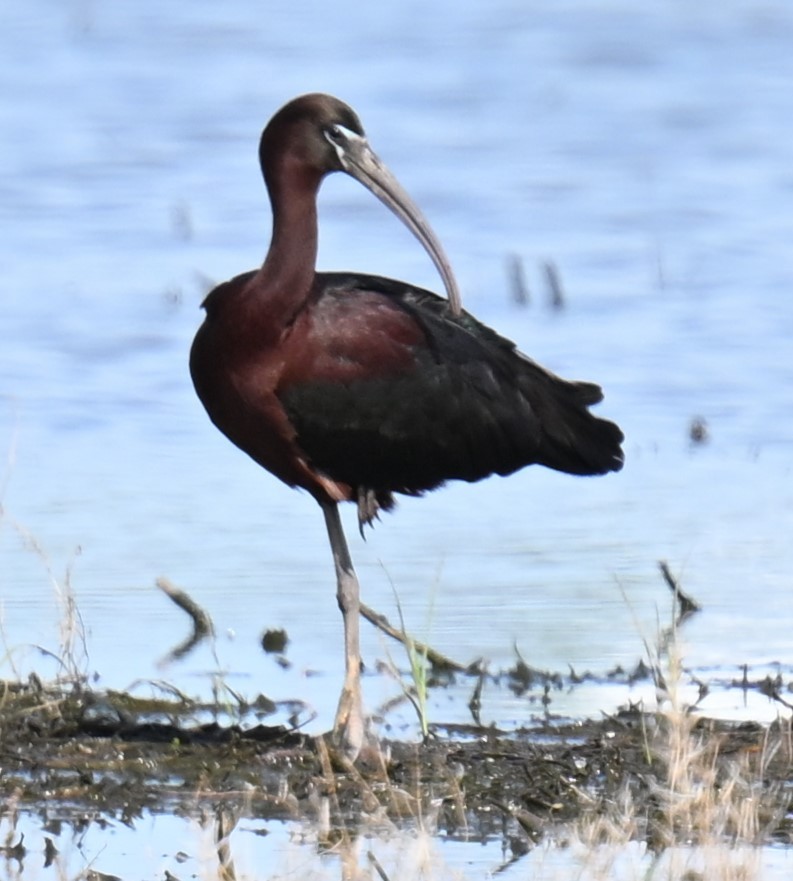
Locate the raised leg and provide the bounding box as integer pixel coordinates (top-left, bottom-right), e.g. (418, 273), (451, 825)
(321, 500), (365, 759)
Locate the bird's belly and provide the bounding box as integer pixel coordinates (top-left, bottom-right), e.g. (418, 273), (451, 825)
(191, 343), (355, 503)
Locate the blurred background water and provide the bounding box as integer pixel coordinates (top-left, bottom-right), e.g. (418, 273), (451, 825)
(1, 0), (793, 742)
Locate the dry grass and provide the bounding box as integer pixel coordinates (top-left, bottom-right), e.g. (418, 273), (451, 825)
(177, 735), (466, 881)
(568, 642), (788, 881)
(1, 514), (87, 686)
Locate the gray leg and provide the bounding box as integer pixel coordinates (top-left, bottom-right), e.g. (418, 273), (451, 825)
(321, 501), (365, 758)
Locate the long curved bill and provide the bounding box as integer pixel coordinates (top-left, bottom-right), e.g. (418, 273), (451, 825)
(333, 131), (462, 315)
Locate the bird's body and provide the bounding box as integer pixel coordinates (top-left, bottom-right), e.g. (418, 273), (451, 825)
(194, 269), (621, 524)
(190, 93), (623, 756)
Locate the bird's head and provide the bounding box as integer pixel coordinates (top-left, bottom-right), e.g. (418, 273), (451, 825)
(258, 93), (461, 314)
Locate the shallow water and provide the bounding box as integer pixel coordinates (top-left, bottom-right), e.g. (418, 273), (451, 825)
(3, 813), (793, 881)
(2, 0), (793, 745)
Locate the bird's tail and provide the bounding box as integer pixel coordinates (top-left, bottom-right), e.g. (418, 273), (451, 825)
(528, 374), (624, 476)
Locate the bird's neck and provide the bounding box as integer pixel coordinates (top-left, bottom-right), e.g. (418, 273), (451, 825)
(257, 163), (322, 321)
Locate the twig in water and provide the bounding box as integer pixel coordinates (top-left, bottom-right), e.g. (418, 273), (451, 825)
(506, 254), (530, 306)
(468, 665), (486, 726)
(215, 805), (237, 881)
(359, 602), (466, 673)
(758, 675), (793, 711)
(367, 850), (392, 881)
(658, 561), (701, 617)
(156, 577), (215, 664)
(543, 260), (565, 310)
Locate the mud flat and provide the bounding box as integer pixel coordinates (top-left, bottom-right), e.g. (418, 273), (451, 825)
(2, 670), (791, 868)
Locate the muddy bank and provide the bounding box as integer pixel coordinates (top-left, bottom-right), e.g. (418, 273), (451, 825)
(1, 676), (792, 857)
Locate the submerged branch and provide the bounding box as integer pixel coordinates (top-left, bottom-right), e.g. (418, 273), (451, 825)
(359, 602), (467, 673)
(156, 577), (215, 664)
(658, 561), (702, 617)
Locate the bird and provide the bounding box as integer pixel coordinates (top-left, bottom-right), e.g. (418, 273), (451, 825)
(190, 93), (624, 758)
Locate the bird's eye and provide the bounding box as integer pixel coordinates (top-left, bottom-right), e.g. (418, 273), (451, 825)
(326, 124), (345, 144)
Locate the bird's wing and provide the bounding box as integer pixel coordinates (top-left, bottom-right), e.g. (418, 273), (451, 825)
(278, 273), (622, 495)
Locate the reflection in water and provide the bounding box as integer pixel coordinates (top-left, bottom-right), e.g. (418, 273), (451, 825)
(2, 719), (790, 881)
(0, 743), (470, 880)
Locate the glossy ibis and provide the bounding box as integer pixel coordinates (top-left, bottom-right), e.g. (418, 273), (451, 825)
(190, 93), (624, 757)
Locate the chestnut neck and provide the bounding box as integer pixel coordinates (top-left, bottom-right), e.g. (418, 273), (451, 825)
(257, 155), (325, 322)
